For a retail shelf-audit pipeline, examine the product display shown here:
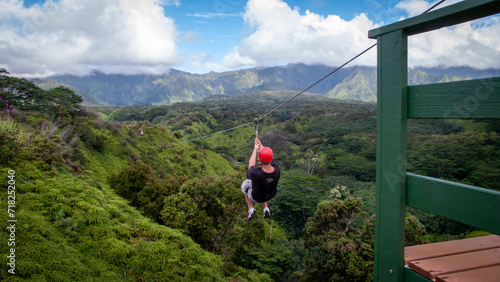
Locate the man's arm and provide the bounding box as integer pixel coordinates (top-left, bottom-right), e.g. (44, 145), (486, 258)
(248, 139), (262, 169)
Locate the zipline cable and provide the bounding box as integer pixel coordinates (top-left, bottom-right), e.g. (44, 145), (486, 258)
(254, 0), (446, 121)
(423, 0), (447, 14)
(162, 121), (254, 147)
(164, 43), (376, 147)
(256, 43), (377, 121)
(256, 0), (447, 122)
(166, 0), (446, 147)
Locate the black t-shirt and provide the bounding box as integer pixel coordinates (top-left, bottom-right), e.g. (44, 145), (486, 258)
(247, 161), (281, 203)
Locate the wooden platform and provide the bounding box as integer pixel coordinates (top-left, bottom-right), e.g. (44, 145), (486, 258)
(404, 235), (500, 281)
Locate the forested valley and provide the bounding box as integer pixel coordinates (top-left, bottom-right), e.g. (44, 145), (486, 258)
(1, 69), (499, 281)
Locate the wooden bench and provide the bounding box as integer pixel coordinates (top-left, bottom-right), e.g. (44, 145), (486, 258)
(404, 235), (500, 281)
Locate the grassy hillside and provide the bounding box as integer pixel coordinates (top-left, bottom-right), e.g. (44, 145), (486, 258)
(104, 94), (500, 238)
(3, 89), (498, 281)
(0, 110), (269, 281)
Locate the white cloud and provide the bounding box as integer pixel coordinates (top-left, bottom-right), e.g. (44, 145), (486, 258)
(395, 0), (431, 16)
(0, 0), (179, 77)
(221, 0), (378, 70)
(185, 52), (228, 73)
(183, 31), (205, 43)
(155, 0), (180, 7)
(408, 18), (500, 69)
(396, 0), (500, 69)
(396, 0), (461, 17)
(221, 0), (500, 71)
(222, 48), (257, 69)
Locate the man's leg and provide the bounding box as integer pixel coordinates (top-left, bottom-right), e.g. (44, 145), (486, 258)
(244, 194), (254, 211)
(263, 202), (270, 218)
(241, 180), (256, 220)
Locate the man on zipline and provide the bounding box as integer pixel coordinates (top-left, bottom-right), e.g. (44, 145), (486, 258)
(241, 138), (281, 221)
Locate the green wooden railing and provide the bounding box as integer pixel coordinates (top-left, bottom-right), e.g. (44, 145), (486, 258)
(368, 0), (500, 281)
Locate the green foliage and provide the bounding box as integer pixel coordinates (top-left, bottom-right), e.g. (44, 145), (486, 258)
(272, 170), (330, 238)
(46, 86), (83, 114)
(0, 109), (271, 281)
(137, 173), (188, 223)
(302, 198), (372, 281)
(408, 130), (500, 191)
(328, 150), (375, 181)
(405, 213), (427, 246)
(161, 174), (250, 253)
(325, 176), (376, 221)
(106, 106), (151, 121)
(78, 122), (107, 152)
(301, 199), (426, 281)
(242, 238), (308, 281)
(0, 118), (23, 166)
(108, 161), (151, 206)
(406, 208), (475, 236)
(304, 198), (365, 240)
(466, 230), (493, 238)
(0, 69), (83, 115)
(100, 95), (499, 242)
(159, 174), (301, 280)
(5, 82), (499, 281)
(408, 119), (463, 135)
(0, 68), (43, 112)
(0, 171), (227, 281)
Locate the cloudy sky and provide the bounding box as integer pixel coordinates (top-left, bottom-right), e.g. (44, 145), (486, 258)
(0, 0), (499, 77)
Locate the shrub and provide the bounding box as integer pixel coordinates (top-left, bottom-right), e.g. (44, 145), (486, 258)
(78, 124), (106, 152)
(302, 199), (426, 281)
(108, 162), (150, 207)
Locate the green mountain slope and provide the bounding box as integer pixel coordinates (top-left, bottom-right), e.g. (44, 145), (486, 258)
(326, 68), (469, 102)
(33, 64), (482, 106)
(408, 69), (470, 85)
(33, 64), (352, 106)
(325, 66), (377, 102)
(0, 111), (268, 281)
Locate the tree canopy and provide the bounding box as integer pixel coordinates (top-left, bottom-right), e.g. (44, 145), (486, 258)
(0, 68), (82, 114)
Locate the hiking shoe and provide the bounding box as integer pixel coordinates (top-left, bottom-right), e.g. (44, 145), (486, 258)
(247, 208), (256, 221)
(263, 207), (271, 218)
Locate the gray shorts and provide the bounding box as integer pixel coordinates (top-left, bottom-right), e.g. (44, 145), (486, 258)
(241, 180), (258, 204)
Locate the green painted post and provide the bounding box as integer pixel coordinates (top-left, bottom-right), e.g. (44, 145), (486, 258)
(374, 29), (408, 282)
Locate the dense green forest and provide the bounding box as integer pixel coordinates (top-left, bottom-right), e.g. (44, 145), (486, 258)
(1, 70), (498, 281)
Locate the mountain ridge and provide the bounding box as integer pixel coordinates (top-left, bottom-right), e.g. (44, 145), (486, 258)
(31, 64), (497, 106)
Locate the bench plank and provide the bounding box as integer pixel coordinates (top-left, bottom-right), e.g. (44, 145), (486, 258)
(436, 265), (500, 282)
(408, 248), (500, 279)
(405, 235), (500, 264)
(435, 265), (500, 282)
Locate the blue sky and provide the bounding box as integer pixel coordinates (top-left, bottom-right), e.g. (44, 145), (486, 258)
(1, 0), (499, 76)
(167, 0), (394, 72)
